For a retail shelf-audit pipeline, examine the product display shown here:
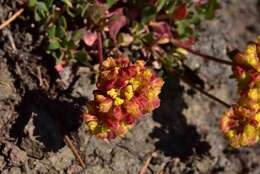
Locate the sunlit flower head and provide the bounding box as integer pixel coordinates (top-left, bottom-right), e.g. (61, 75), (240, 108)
(221, 106), (260, 148)
(83, 56), (164, 140)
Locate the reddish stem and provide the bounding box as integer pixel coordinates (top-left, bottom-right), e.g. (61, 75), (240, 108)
(184, 80), (231, 108)
(172, 40), (233, 66)
(171, 69), (231, 108)
(97, 32), (103, 67)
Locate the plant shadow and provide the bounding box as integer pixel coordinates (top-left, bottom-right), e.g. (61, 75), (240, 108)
(149, 75), (211, 159)
(10, 90), (87, 152)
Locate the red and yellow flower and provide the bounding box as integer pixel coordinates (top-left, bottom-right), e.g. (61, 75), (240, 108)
(221, 38), (260, 147)
(83, 56), (164, 140)
(221, 106), (260, 148)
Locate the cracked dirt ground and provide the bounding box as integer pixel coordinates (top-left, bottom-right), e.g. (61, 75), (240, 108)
(0, 0), (260, 174)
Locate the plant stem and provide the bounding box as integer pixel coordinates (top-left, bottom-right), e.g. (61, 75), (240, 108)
(97, 32), (103, 67)
(172, 40), (233, 66)
(171, 69), (231, 108)
(0, 8), (24, 30)
(64, 135), (86, 168)
(184, 80), (231, 108)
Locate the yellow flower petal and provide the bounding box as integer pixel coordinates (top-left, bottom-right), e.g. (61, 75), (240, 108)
(87, 121), (98, 132)
(143, 69), (152, 78)
(114, 97), (124, 106)
(248, 88), (260, 100)
(107, 88), (118, 99)
(129, 78), (140, 90)
(124, 85), (134, 100)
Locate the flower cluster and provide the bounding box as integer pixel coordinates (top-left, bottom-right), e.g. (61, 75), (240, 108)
(83, 57), (164, 140)
(221, 107), (260, 148)
(221, 38), (260, 148)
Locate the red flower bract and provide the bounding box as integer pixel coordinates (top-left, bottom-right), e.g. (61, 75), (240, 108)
(83, 56), (164, 140)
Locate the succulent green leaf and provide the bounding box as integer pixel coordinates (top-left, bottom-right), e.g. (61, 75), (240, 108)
(61, 0), (73, 7)
(48, 39), (61, 50)
(51, 50), (63, 60)
(47, 25), (56, 38)
(46, 0), (54, 8)
(142, 33), (154, 44)
(34, 11), (41, 21)
(72, 29), (84, 43)
(75, 50), (88, 64)
(156, 0), (167, 12)
(66, 40), (77, 49)
(59, 16), (67, 30)
(205, 0), (218, 19)
(141, 6), (156, 24)
(106, 0), (118, 7)
(56, 26), (66, 39)
(34, 2), (48, 22)
(28, 0), (37, 7)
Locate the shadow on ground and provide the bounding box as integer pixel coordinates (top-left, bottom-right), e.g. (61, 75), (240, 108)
(10, 90), (87, 152)
(150, 75), (211, 159)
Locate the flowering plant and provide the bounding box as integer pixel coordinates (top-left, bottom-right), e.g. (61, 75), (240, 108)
(221, 38), (260, 148)
(28, 0), (217, 71)
(221, 106), (260, 148)
(83, 57), (164, 139)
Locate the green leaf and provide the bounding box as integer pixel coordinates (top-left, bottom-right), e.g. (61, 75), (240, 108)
(51, 50), (63, 60)
(34, 2), (48, 22)
(58, 16), (67, 30)
(67, 50), (74, 60)
(165, 0), (177, 13)
(75, 50), (88, 64)
(106, 0), (118, 7)
(66, 6), (76, 17)
(34, 11), (41, 21)
(47, 25), (56, 38)
(61, 0), (73, 7)
(205, 0), (218, 19)
(176, 20), (193, 38)
(48, 39), (61, 50)
(28, 0), (37, 7)
(156, 0), (167, 13)
(66, 40), (76, 49)
(141, 6), (156, 24)
(46, 0), (54, 8)
(189, 15), (201, 25)
(87, 3), (108, 24)
(56, 26), (66, 39)
(142, 33), (154, 44)
(37, 2), (48, 15)
(72, 29), (84, 43)
(104, 38), (113, 48)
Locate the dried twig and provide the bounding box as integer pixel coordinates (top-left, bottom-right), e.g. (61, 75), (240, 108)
(156, 171), (164, 174)
(139, 156), (153, 174)
(0, 8), (24, 30)
(64, 134), (86, 168)
(139, 152), (157, 174)
(36, 66), (44, 87)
